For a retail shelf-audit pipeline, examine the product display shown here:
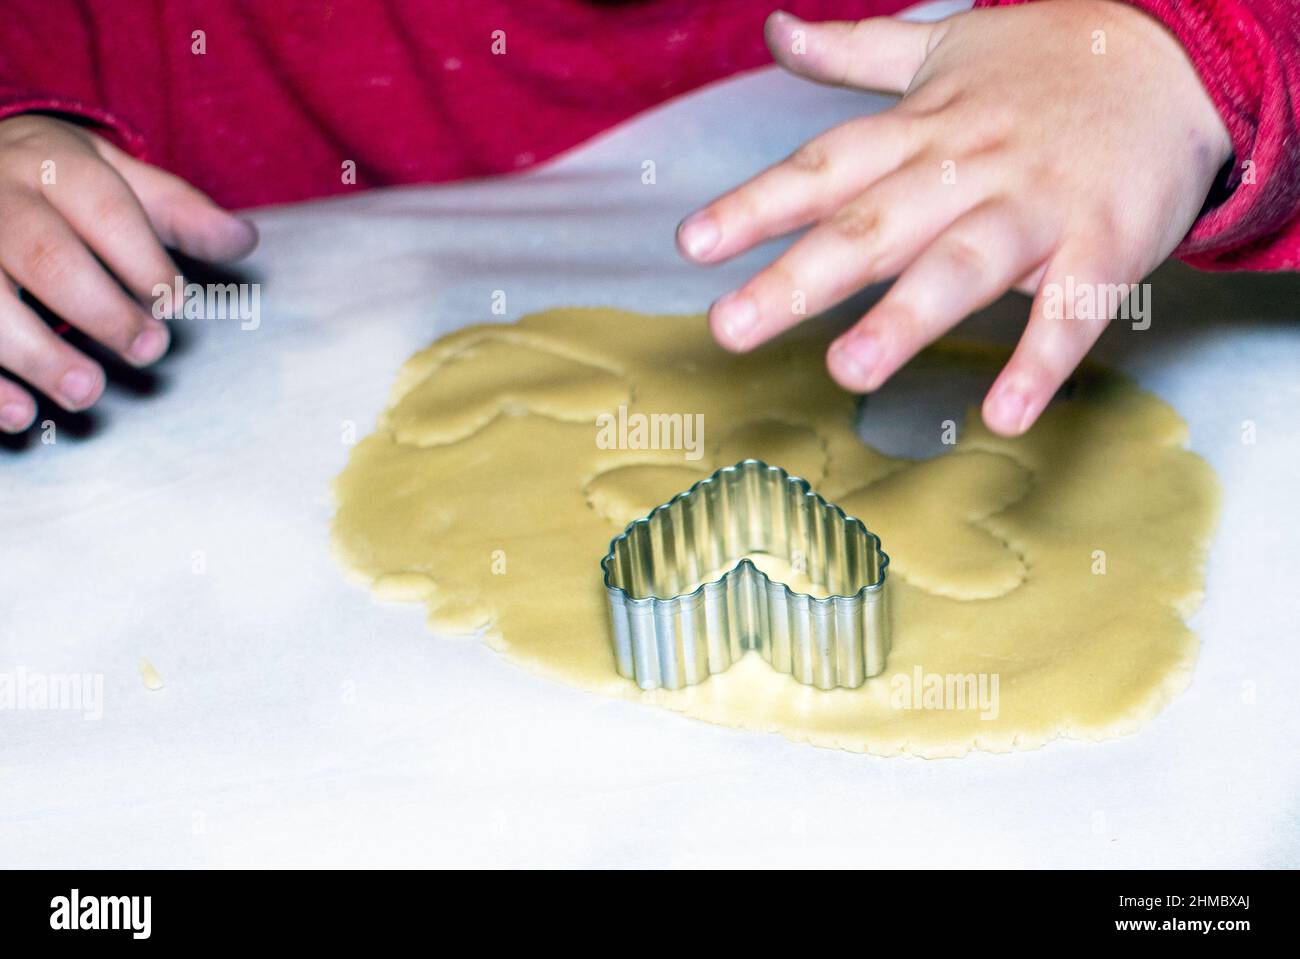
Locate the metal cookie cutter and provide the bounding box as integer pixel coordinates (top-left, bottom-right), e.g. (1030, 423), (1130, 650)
(601, 460), (890, 691)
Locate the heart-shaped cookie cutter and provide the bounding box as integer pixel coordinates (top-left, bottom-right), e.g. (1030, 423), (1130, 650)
(601, 459), (890, 691)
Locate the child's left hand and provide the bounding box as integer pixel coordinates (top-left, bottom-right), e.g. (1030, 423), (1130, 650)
(677, 1), (1231, 435)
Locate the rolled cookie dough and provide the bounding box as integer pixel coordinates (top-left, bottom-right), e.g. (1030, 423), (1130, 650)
(332, 308), (1219, 757)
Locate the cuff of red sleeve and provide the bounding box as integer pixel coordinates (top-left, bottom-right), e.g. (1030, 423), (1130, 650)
(0, 91), (148, 161)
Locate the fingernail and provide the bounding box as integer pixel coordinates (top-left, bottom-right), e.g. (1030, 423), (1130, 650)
(227, 216), (258, 246)
(713, 291), (758, 347)
(57, 369), (99, 409)
(128, 322), (170, 365)
(1017, 396), (1043, 433)
(988, 386), (1028, 435)
(210, 215), (259, 260)
(678, 212), (720, 261)
(0, 402), (33, 432)
(829, 333), (878, 390)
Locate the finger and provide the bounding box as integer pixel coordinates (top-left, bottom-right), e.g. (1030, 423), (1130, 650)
(827, 200), (1055, 391)
(0, 195), (169, 365)
(764, 11), (937, 94)
(709, 155), (989, 351)
(0, 286), (105, 412)
(983, 247), (1139, 436)
(93, 141), (257, 262)
(1014, 264), (1046, 296)
(678, 112), (916, 263)
(0, 375), (37, 433)
(39, 152), (182, 302)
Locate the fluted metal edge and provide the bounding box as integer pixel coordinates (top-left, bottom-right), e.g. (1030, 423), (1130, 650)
(601, 459), (890, 691)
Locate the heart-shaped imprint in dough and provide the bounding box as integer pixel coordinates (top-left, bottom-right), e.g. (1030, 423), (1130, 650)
(384, 330), (631, 446)
(837, 450), (1031, 600)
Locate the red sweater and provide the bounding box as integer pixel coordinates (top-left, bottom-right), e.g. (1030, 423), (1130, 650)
(1, 0), (1296, 270)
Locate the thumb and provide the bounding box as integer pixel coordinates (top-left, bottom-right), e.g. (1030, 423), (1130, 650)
(765, 11), (937, 95)
(93, 141), (258, 263)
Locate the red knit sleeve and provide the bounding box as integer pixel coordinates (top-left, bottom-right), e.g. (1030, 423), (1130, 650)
(0, 0), (148, 158)
(974, 0), (1300, 271)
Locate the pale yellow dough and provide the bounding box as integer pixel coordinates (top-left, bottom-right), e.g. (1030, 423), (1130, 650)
(332, 308), (1219, 757)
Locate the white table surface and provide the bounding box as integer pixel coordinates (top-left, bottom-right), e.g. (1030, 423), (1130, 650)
(2, 1), (1297, 868)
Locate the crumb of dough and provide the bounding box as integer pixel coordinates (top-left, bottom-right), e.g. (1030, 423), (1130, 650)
(138, 658), (164, 691)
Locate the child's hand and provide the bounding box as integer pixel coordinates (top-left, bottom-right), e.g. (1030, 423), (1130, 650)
(677, 1), (1231, 436)
(0, 115), (257, 432)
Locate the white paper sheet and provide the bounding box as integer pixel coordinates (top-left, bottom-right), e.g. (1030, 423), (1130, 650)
(2, 1), (1297, 867)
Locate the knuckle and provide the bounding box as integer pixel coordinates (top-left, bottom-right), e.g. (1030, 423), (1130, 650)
(91, 191), (137, 233)
(19, 232), (72, 286)
(786, 142), (829, 175)
(940, 233), (992, 282)
(961, 130), (1010, 162)
(761, 262), (802, 305)
(716, 188), (759, 232)
(1085, 201), (1123, 240)
(900, 77), (961, 117)
(1021, 158), (1057, 196)
(2, 327), (63, 385)
(829, 202), (886, 245)
(0, 142), (52, 184)
(0, 120), (55, 155)
(97, 301), (146, 351)
(0, 135), (86, 185)
(875, 298), (922, 340)
(843, 112), (904, 152)
(43, 151), (112, 195)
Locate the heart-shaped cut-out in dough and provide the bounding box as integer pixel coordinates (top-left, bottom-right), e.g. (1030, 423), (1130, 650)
(583, 420), (828, 528)
(384, 332), (631, 446)
(584, 463), (710, 527)
(713, 420), (828, 485)
(836, 450), (1031, 600)
(602, 460), (889, 692)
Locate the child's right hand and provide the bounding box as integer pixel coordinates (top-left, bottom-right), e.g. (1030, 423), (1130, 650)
(678, 3), (1232, 437)
(0, 115), (257, 433)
